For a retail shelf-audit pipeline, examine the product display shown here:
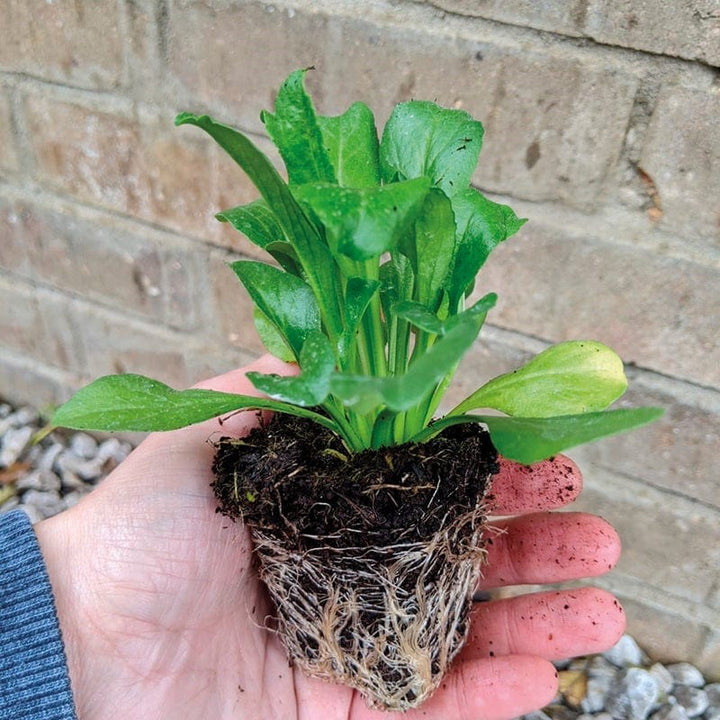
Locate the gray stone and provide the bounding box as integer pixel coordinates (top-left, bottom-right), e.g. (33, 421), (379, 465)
(649, 664), (675, 696)
(705, 684), (720, 707)
(62, 487), (92, 509)
(37, 442), (63, 472)
(667, 664), (706, 689)
(11, 406), (39, 426)
(21, 489), (64, 519)
(590, 656), (622, 678)
(607, 668), (660, 720)
(16, 469), (61, 493)
(96, 437), (131, 464)
(673, 688), (710, 718)
(606, 635), (646, 669)
(582, 674), (615, 713)
(0, 403), (11, 418)
(69, 432), (98, 459)
(56, 452), (105, 481)
(651, 703), (690, 720)
(0, 425), (33, 467)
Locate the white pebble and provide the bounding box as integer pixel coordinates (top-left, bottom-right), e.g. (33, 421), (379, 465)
(0, 426), (34, 467)
(667, 663), (705, 688)
(69, 432), (98, 459)
(605, 634), (646, 669)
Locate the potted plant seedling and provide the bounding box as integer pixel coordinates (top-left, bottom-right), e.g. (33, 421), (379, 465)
(49, 70), (662, 711)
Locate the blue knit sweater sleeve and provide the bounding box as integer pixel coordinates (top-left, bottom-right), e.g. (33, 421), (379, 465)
(0, 509), (77, 720)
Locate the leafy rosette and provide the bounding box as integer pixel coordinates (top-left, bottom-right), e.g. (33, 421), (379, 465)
(50, 70), (662, 462)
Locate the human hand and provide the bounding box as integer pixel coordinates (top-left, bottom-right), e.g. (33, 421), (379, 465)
(36, 355), (624, 720)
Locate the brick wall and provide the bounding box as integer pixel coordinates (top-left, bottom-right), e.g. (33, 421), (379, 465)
(1, 0), (718, 676)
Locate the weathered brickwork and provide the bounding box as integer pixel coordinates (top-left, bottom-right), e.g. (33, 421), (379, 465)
(0, 0), (718, 676)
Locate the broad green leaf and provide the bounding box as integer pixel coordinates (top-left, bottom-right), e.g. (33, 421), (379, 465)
(218, 200), (301, 275)
(317, 102), (381, 188)
(230, 261), (320, 358)
(402, 187), (457, 309)
(254, 308), (295, 362)
(260, 69), (336, 186)
(175, 112), (343, 338)
(217, 199), (283, 248)
(411, 408), (664, 464)
(49, 374), (338, 433)
(247, 332), (334, 406)
(380, 101), (484, 196)
(448, 188), (527, 309)
(293, 177), (431, 260)
(452, 341), (628, 417)
(331, 309), (484, 412)
(338, 278), (381, 363)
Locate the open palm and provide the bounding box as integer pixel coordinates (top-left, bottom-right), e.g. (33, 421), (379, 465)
(37, 356), (625, 720)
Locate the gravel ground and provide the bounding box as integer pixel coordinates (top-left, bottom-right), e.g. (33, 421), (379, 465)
(1, 398), (717, 719)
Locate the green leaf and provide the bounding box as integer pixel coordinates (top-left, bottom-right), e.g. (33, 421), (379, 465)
(395, 292), (497, 336)
(331, 308), (484, 412)
(317, 102), (381, 188)
(247, 332), (335, 406)
(452, 341), (628, 417)
(293, 177), (431, 260)
(412, 408), (664, 464)
(175, 112), (343, 338)
(338, 277), (381, 363)
(217, 200), (301, 275)
(393, 300), (445, 335)
(448, 189), (527, 309)
(402, 187), (457, 309)
(253, 308), (295, 362)
(50, 374), (338, 433)
(380, 101), (484, 196)
(230, 261), (321, 358)
(482, 408), (664, 464)
(260, 68), (336, 186)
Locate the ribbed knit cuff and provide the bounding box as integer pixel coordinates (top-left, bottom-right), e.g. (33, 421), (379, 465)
(0, 509), (77, 720)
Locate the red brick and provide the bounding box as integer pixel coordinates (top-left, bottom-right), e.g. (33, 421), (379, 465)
(0, 0), (124, 89)
(321, 15), (636, 210)
(0, 276), (42, 359)
(8, 199), (165, 321)
(169, 0), (330, 136)
(417, 0), (587, 39)
(0, 354), (68, 409)
(478, 219), (719, 388)
(0, 90), (19, 173)
(572, 467), (720, 604)
(206, 249), (265, 354)
(22, 93), (260, 244)
(639, 86), (720, 241)
(585, 0), (720, 66)
(580, 374), (720, 509)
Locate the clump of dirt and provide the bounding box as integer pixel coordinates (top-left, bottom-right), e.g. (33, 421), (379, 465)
(211, 414), (499, 711)
(212, 414), (498, 549)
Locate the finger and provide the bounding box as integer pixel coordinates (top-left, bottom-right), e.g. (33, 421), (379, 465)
(480, 512), (621, 588)
(353, 655), (558, 720)
(464, 587), (626, 662)
(488, 456), (582, 515)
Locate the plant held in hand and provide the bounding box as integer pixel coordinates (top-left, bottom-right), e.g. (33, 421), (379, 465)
(50, 70), (662, 710)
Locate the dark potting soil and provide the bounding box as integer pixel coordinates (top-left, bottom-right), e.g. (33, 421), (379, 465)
(211, 414), (499, 550)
